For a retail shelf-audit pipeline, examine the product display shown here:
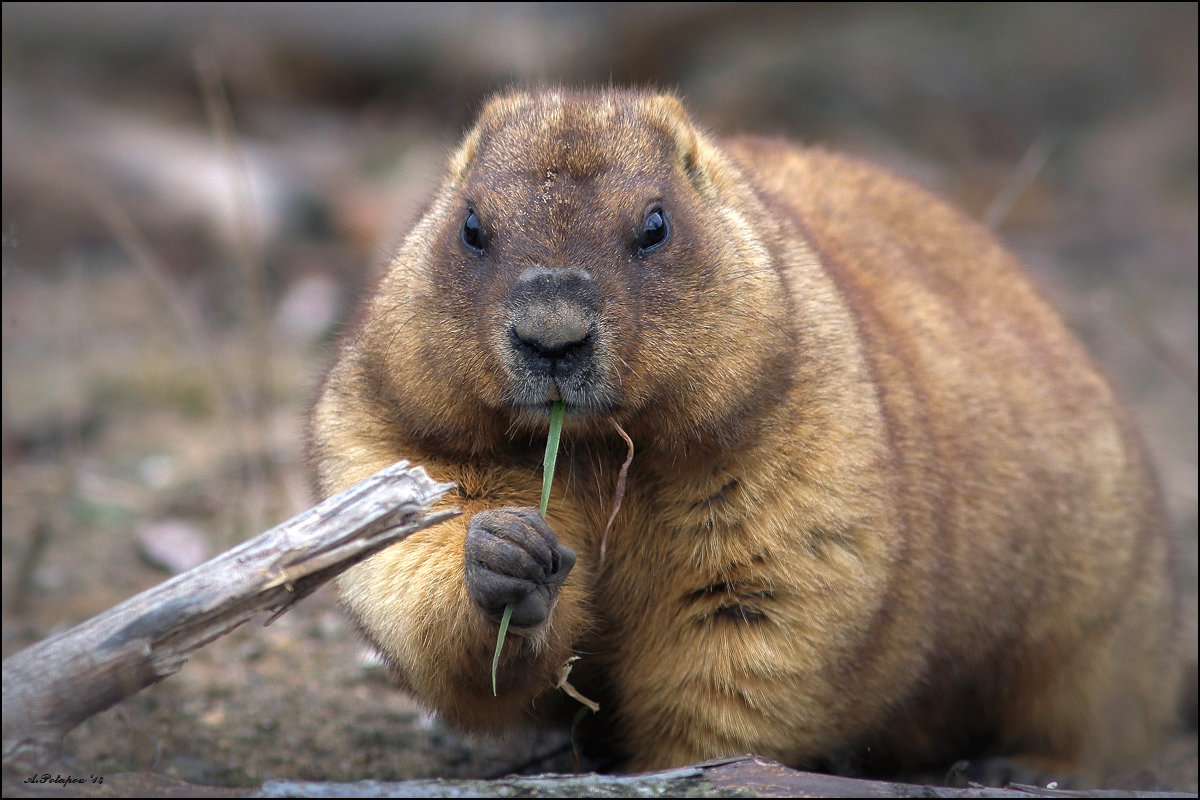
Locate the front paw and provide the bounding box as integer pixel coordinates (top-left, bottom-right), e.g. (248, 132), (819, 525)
(464, 507), (576, 628)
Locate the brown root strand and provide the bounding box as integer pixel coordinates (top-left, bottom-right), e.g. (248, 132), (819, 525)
(599, 420), (634, 570)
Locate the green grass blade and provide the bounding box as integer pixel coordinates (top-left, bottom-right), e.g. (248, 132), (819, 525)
(493, 400), (565, 696)
(491, 602), (514, 697)
(540, 400), (565, 517)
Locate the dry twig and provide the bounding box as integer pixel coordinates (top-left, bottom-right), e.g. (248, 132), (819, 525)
(1, 460), (456, 771)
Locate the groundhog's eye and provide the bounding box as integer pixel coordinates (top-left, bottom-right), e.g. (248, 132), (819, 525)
(462, 209), (486, 253)
(637, 207), (669, 254)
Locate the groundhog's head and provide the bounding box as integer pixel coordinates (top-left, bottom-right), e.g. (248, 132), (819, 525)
(367, 88), (796, 452)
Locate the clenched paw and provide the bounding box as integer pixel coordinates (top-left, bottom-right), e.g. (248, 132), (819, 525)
(464, 507), (576, 628)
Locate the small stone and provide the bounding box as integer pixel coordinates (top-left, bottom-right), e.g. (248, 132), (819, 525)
(136, 519), (210, 574)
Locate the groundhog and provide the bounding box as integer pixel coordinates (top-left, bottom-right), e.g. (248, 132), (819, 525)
(308, 87), (1182, 783)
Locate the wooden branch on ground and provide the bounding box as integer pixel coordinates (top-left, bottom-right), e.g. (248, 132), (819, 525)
(3, 755), (1193, 799)
(1, 461), (457, 772)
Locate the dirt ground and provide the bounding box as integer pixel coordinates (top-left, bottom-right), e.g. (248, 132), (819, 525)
(2, 3), (1196, 794)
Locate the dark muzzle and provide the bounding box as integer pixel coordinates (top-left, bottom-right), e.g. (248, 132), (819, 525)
(506, 266), (601, 383)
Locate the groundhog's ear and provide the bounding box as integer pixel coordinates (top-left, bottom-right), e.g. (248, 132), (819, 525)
(450, 91), (520, 181)
(449, 125), (482, 182)
(645, 93), (703, 178)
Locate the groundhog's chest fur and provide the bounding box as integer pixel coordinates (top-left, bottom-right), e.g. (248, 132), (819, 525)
(308, 88), (1181, 782)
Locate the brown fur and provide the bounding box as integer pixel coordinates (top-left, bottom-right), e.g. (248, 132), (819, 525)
(308, 88), (1181, 781)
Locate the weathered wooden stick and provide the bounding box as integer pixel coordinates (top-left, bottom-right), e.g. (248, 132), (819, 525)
(252, 757), (1192, 799)
(1, 460), (457, 771)
(3, 755), (1191, 798)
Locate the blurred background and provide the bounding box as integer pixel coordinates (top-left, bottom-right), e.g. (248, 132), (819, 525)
(2, 2), (1195, 790)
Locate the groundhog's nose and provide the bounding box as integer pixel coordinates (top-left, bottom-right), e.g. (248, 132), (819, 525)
(507, 267), (599, 369)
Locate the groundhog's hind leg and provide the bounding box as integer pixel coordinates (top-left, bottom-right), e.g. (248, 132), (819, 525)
(992, 585), (1181, 787)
